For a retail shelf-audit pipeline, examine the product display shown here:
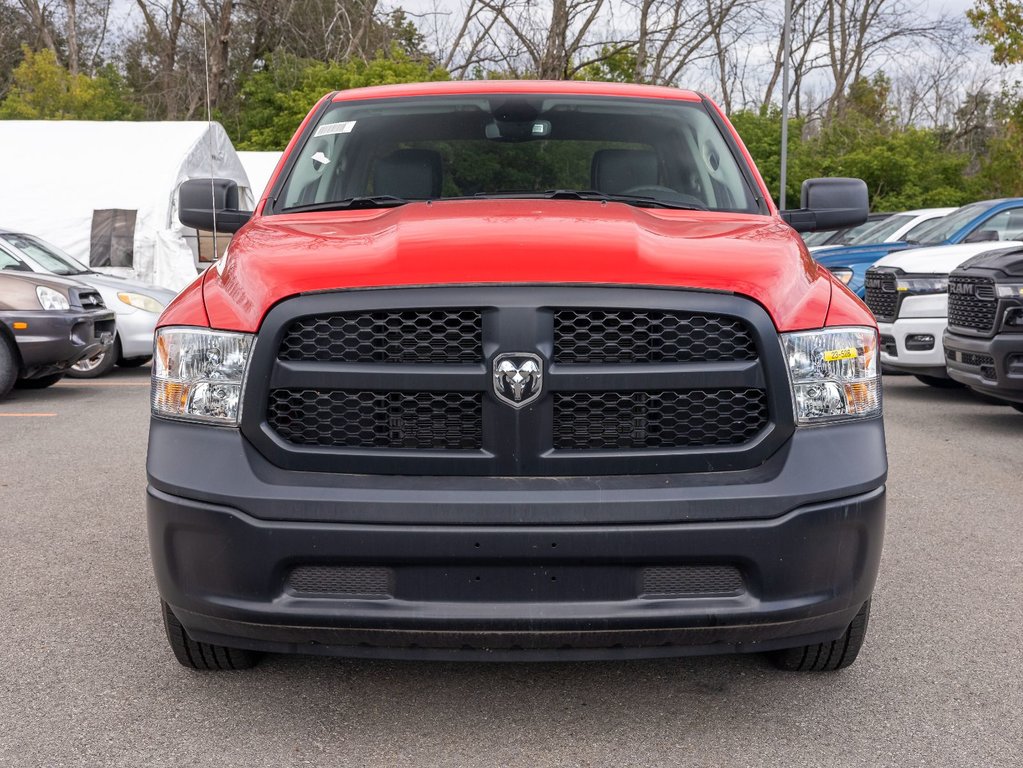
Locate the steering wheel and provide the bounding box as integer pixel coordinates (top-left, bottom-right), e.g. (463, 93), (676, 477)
(621, 185), (707, 210)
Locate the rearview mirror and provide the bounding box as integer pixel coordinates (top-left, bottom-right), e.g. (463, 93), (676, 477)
(178, 178), (252, 234)
(780, 178), (869, 233)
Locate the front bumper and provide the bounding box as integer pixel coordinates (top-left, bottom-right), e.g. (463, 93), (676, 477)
(113, 307), (161, 359)
(148, 417), (887, 660)
(0, 309), (116, 378)
(878, 316), (949, 377)
(944, 329), (1023, 403)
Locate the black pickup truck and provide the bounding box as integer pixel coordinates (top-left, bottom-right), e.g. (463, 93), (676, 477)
(943, 246), (1023, 410)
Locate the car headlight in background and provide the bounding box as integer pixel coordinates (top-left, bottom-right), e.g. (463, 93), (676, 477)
(829, 267), (854, 285)
(151, 327), (254, 425)
(118, 292), (165, 313)
(995, 283), (1023, 299)
(782, 327), (881, 424)
(896, 275), (948, 294)
(36, 286), (70, 311)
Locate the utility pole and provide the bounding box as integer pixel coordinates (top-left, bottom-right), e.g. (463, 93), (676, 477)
(780, 0), (792, 210)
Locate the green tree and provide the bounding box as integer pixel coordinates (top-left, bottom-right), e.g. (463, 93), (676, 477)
(0, 47), (137, 120)
(235, 48), (449, 150)
(968, 1), (1023, 65)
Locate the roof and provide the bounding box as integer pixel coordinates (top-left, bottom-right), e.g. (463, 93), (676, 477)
(331, 80), (703, 103)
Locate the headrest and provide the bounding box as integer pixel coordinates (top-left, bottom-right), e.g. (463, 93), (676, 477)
(373, 149), (442, 199)
(591, 149), (659, 194)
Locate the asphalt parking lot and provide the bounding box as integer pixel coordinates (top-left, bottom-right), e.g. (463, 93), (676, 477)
(1, 369), (1020, 767)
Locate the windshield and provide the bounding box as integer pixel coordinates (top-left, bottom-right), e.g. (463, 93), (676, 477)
(848, 214), (915, 245)
(276, 94), (761, 214)
(904, 202), (995, 245)
(3, 233), (89, 275)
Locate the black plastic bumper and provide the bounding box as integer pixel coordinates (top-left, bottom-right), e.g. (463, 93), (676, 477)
(944, 329), (1023, 403)
(147, 417), (886, 660)
(0, 309), (115, 378)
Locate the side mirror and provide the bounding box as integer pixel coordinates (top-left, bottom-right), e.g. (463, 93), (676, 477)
(178, 178), (252, 234)
(964, 229), (999, 243)
(780, 178), (869, 233)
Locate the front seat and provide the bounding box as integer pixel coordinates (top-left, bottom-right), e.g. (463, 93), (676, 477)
(591, 149), (659, 194)
(373, 149), (443, 199)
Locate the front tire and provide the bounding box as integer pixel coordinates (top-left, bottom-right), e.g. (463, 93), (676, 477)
(68, 338), (120, 378)
(118, 355), (152, 368)
(161, 601), (262, 671)
(0, 336), (17, 399)
(769, 600), (871, 671)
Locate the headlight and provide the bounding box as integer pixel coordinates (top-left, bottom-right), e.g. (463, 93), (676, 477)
(829, 268), (854, 285)
(36, 286), (70, 311)
(995, 283), (1023, 299)
(118, 291), (165, 313)
(782, 327), (881, 424)
(896, 275), (947, 294)
(151, 327), (254, 425)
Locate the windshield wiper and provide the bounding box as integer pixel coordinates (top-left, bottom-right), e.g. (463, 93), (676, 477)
(282, 196), (409, 214)
(474, 189), (707, 211)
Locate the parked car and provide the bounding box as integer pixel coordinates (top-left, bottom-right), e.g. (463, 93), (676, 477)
(801, 211), (893, 250)
(817, 198), (1023, 297)
(863, 241), (1022, 386)
(0, 229), (176, 377)
(812, 207), (955, 254)
(149, 82), (886, 673)
(943, 246), (1023, 410)
(0, 256), (115, 398)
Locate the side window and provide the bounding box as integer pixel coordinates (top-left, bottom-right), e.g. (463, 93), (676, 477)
(90, 209), (137, 267)
(972, 209), (1023, 241)
(0, 246), (30, 271)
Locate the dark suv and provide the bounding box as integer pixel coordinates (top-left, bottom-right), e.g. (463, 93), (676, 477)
(944, 246), (1023, 409)
(0, 258), (116, 398)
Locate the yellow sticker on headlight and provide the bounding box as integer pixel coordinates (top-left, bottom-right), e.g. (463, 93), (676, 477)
(823, 347), (858, 362)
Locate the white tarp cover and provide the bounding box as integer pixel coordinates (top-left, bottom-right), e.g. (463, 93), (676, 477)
(0, 120), (251, 290)
(238, 151), (283, 201)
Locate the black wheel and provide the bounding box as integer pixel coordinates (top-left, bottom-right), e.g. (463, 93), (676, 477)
(15, 372), (64, 389)
(118, 355), (152, 368)
(161, 601), (261, 671)
(0, 335), (17, 399)
(68, 337), (119, 378)
(914, 374), (963, 389)
(1013, 404), (1023, 414)
(769, 600), (871, 671)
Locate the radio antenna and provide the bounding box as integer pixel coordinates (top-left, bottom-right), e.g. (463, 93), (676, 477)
(201, 8), (218, 261)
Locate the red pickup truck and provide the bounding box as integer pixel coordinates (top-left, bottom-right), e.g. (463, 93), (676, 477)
(148, 81), (886, 672)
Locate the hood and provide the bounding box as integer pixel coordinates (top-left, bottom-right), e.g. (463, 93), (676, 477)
(814, 241), (912, 267)
(81, 271), (178, 302)
(201, 200), (833, 332)
(874, 241), (1023, 275)
(0, 269), (94, 293)
(955, 246), (1023, 278)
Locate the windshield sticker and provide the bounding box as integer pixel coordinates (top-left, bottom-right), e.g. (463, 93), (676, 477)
(314, 121), (357, 137)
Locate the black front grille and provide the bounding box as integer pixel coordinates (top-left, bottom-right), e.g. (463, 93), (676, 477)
(948, 277), (998, 333)
(553, 389), (768, 450)
(279, 309), (482, 363)
(74, 289), (105, 310)
(248, 287), (793, 477)
(864, 271), (899, 321)
(554, 309), (756, 363)
(960, 351), (995, 368)
(268, 390), (483, 449)
(641, 566), (745, 596)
